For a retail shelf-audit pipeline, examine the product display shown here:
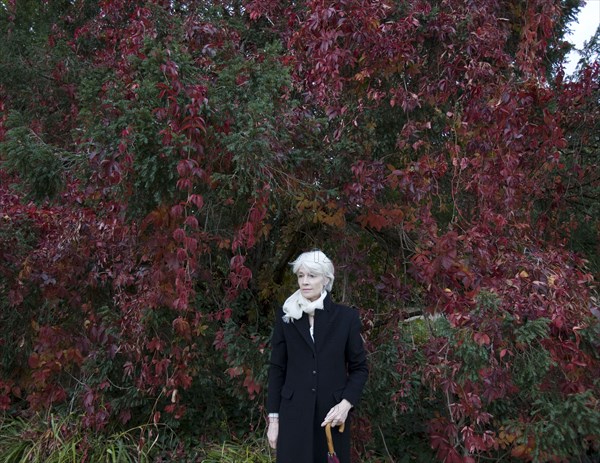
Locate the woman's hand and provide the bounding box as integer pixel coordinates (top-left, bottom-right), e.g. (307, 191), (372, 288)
(267, 419), (279, 449)
(321, 399), (352, 427)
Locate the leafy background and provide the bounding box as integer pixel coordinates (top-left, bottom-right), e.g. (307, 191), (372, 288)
(0, 0), (599, 462)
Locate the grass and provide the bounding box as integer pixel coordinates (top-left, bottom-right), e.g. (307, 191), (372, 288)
(200, 438), (274, 463)
(0, 413), (174, 463)
(0, 412), (278, 463)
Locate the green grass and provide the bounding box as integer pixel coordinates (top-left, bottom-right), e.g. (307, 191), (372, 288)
(0, 413), (174, 463)
(0, 413), (279, 463)
(200, 438), (274, 463)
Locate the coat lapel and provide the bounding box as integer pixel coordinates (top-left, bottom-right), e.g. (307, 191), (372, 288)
(292, 313), (315, 352)
(314, 295), (338, 352)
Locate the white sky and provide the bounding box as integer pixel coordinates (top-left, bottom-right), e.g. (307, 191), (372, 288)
(564, 0), (600, 74)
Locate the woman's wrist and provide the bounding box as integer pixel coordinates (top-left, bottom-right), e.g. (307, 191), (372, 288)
(340, 399), (353, 410)
(268, 413), (279, 424)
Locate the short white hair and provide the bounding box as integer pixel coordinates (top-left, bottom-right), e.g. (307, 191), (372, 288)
(290, 250), (335, 291)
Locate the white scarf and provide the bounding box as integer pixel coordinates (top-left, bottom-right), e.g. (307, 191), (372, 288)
(282, 290), (327, 323)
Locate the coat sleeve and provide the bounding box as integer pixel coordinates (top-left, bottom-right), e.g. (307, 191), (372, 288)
(342, 309), (368, 407)
(267, 309), (287, 413)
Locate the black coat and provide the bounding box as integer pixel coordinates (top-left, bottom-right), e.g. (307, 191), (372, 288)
(267, 294), (368, 463)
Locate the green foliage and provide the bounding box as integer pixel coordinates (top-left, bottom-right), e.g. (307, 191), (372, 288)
(514, 317), (551, 345)
(0, 413), (176, 463)
(402, 317), (432, 346)
(440, 292), (599, 461)
(0, 207), (48, 378)
(528, 391), (600, 460)
(0, 412), (273, 463)
(512, 346), (555, 392)
(510, 318), (555, 390)
(454, 330), (490, 383)
(0, 112), (74, 201)
(75, 39), (196, 217)
(200, 439), (274, 463)
(359, 316), (443, 461)
(208, 40), (297, 195)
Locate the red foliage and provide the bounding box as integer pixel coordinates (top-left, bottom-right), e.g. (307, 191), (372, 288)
(0, 0), (598, 460)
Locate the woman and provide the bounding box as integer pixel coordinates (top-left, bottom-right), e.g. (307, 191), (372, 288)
(266, 250), (368, 463)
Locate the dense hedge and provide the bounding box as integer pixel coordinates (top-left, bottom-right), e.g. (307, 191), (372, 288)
(1, 1), (599, 462)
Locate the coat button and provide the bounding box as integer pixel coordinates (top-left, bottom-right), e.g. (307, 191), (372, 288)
(312, 388), (316, 393)
(312, 370), (316, 375)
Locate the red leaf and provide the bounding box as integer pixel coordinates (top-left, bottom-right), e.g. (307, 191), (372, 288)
(474, 332), (491, 346)
(188, 194), (204, 209)
(173, 228), (186, 242)
(357, 211), (388, 230)
(184, 216), (199, 229)
(172, 317), (191, 341)
(243, 372), (261, 398)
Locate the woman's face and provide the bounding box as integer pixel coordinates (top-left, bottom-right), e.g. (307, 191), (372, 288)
(296, 266), (326, 302)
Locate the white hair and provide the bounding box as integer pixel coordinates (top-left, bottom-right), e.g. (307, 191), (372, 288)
(290, 250), (335, 292)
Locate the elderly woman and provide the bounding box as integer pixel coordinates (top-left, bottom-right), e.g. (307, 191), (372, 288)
(266, 250), (368, 463)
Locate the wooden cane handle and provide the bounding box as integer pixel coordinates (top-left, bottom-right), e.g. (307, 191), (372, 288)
(325, 423), (333, 454)
(325, 422), (345, 455)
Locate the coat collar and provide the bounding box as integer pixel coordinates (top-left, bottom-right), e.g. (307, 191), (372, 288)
(292, 294), (339, 352)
